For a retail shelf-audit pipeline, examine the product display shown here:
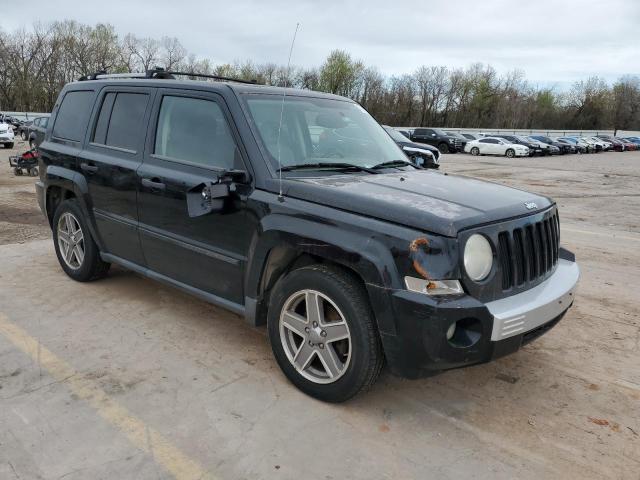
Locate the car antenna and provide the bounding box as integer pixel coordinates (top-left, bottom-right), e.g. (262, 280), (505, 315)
(276, 22), (300, 203)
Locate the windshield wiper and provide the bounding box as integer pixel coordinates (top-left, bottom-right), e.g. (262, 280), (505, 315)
(277, 162), (378, 174)
(371, 159), (417, 170)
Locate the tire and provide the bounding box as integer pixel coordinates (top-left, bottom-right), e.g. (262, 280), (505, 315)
(267, 264), (383, 403)
(52, 199), (110, 282)
(506, 148), (515, 158)
(470, 147), (480, 156)
(437, 143), (450, 154)
(14, 167), (23, 176)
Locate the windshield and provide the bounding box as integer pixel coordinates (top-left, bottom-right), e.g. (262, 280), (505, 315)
(383, 126), (410, 143)
(243, 95), (404, 171)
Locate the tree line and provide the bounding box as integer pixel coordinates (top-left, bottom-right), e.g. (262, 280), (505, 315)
(1, 21), (639, 131)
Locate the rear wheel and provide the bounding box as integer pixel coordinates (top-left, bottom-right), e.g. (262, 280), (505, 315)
(438, 142), (450, 154)
(268, 265), (383, 402)
(470, 147), (480, 156)
(506, 148), (515, 158)
(52, 199), (110, 282)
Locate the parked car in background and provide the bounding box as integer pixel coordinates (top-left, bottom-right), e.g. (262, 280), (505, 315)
(492, 134), (543, 156)
(526, 136), (560, 155)
(622, 136), (640, 147)
(0, 121), (15, 148)
(464, 137), (529, 157)
(18, 119), (34, 140)
(397, 129), (412, 139)
(593, 135), (621, 151)
(461, 133), (479, 141)
(530, 135), (572, 155)
(383, 126), (440, 169)
(617, 138), (637, 151)
(28, 116), (49, 148)
(574, 136), (604, 152)
(553, 138), (580, 153)
(559, 136), (592, 153)
(410, 128), (463, 153)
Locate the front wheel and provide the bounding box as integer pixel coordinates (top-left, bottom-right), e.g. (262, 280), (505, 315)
(506, 148), (515, 158)
(437, 143), (450, 154)
(268, 265), (383, 403)
(52, 199), (110, 282)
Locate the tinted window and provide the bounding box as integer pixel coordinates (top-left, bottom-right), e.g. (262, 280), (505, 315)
(479, 139), (490, 143)
(154, 96), (238, 169)
(93, 93), (116, 145)
(93, 92), (148, 151)
(52, 90), (94, 142)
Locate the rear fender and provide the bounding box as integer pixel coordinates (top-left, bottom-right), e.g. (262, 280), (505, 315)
(45, 165), (104, 250)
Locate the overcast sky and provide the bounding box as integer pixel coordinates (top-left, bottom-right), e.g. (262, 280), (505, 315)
(2, 0), (639, 87)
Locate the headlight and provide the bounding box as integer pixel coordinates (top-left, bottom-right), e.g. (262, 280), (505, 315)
(464, 234), (493, 281)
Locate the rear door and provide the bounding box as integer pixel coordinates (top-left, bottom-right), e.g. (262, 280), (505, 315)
(80, 86), (155, 265)
(137, 89), (255, 306)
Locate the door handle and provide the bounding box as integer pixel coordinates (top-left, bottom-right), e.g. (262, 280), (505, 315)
(80, 162), (98, 173)
(141, 178), (166, 191)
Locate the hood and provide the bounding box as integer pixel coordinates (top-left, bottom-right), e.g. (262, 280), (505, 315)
(283, 170), (552, 237)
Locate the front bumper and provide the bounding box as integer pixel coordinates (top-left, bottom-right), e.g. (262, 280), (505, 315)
(378, 256), (579, 379)
(0, 133), (14, 143)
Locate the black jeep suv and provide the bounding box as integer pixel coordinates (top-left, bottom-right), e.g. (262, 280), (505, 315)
(410, 128), (463, 153)
(35, 71), (579, 402)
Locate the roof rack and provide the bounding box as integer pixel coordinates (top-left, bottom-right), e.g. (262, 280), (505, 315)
(78, 67), (260, 85)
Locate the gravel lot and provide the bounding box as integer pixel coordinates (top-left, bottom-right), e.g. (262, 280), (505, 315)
(0, 139), (638, 479)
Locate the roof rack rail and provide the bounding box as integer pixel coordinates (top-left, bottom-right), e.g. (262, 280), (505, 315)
(78, 67), (260, 85)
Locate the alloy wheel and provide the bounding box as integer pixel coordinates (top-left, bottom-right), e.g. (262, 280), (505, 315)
(57, 212), (85, 270)
(279, 289), (352, 384)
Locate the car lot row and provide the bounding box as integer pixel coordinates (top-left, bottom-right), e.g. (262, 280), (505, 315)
(392, 127), (640, 159)
(0, 112), (50, 150)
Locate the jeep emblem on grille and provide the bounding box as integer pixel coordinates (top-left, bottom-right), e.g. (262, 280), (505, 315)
(524, 202), (538, 210)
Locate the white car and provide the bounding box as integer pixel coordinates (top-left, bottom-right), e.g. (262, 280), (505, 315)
(586, 136), (613, 151)
(577, 136), (607, 152)
(464, 137), (529, 157)
(0, 121), (15, 149)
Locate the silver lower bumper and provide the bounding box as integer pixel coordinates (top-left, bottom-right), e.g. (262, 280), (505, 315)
(487, 259), (580, 341)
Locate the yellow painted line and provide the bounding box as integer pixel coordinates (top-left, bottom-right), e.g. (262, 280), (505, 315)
(563, 227), (640, 243)
(0, 313), (214, 480)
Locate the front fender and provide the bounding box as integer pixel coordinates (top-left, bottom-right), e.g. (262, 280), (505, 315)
(246, 213), (400, 331)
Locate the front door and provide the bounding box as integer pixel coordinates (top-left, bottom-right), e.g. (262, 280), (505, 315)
(137, 89), (255, 306)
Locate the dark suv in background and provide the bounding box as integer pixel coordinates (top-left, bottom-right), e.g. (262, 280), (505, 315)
(35, 70), (579, 402)
(410, 128), (463, 153)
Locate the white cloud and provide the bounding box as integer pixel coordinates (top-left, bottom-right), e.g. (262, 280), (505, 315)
(3, 0), (639, 84)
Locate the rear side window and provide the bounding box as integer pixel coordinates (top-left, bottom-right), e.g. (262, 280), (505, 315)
(93, 92), (149, 152)
(154, 95), (238, 170)
(52, 90), (94, 142)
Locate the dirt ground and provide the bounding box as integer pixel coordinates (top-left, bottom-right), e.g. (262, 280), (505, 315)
(0, 141), (638, 479)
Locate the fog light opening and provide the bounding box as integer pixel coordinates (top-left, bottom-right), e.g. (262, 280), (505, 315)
(447, 317), (483, 348)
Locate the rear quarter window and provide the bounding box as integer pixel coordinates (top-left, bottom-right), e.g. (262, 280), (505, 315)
(52, 90), (94, 142)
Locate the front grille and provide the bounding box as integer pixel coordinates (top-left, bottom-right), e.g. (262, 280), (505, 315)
(498, 212), (560, 290)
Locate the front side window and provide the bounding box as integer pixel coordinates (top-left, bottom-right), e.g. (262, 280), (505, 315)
(53, 90), (94, 142)
(154, 96), (238, 170)
(244, 94), (403, 171)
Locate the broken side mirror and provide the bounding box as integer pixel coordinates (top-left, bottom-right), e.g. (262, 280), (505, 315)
(185, 170), (249, 217)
